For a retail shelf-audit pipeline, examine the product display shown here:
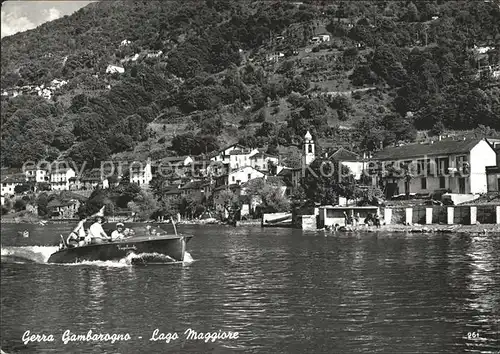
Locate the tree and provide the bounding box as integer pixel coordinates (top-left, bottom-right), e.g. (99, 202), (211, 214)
(13, 198), (27, 212)
(14, 183), (33, 195)
(245, 178), (290, 213)
(300, 158), (339, 205)
(36, 182), (52, 192)
(217, 189), (240, 218)
(37, 193), (49, 216)
(127, 190), (158, 221)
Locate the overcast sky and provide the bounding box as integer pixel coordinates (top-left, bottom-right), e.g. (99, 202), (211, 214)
(1, 1), (94, 38)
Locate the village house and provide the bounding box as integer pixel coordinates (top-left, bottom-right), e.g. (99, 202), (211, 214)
(310, 34), (330, 44)
(106, 64), (125, 74)
(209, 144), (260, 173)
(266, 52), (285, 62)
(1, 174), (27, 197)
(47, 198), (81, 219)
(50, 167), (76, 191)
(129, 161), (152, 186)
(249, 152), (279, 172)
(326, 147), (365, 180)
(120, 53), (140, 63)
(370, 138), (497, 202)
(180, 180), (210, 199)
(214, 166), (265, 188)
(146, 50), (163, 58)
(24, 167), (49, 183)
(185, 159), (211, 178)
(153, 156), (194, 180)
(78, 168), (110, 190)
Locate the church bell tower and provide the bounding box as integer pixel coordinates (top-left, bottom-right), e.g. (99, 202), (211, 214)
(303, 130), (315, 166)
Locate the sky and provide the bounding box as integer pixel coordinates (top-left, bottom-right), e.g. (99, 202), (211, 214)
(1, 1), (94, 38)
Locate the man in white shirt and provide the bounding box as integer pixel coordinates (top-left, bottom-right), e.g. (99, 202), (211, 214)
(88, 217), (111, 244)
(111, 223), (125, 241)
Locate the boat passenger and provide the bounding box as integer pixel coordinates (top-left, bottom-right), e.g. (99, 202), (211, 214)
(354, 213), (360, 227)
(88, 216), (111, 244)
(111, 222), (125, 241)
(67, 216), (87, 247)
(123, 228), (131, 237)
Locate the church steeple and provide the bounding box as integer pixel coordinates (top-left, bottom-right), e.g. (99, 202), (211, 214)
(303, 130), (315, 166)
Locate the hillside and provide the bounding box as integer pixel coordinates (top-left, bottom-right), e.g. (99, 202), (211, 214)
(1, 0), (500, 168)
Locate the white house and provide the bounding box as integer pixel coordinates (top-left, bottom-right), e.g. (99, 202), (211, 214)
(24, 167), (49, 183)
(50, 168), (76, 191)
(210, 144), (260, 172)
(106, 65), (125, 74)
(473, 45), (494, 55)
(249, 152), (279, 172)
(215, 166), (265, 187)
(146, 50), (163, 58)
(129, 161), (152, 187)
(310, 34), (330, 44)
(1, 174), (27, 196)
(327, 148), (365, 180)
(371, 138), (497, 198)
(318, 34), (331, 42)
(120, 39), (131, 46)
(266, 52), (285, 62)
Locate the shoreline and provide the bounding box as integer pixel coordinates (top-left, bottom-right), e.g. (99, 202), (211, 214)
(2, 218), (499, 234)
(331, 224), (500, 235)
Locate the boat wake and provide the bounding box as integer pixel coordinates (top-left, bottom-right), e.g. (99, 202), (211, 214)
(1, 247), (194, 267)
(1, 246), (58, 264)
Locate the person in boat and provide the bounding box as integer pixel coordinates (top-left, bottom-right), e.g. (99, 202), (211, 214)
(374, 214), (381, 228)
(111, 222), (126, 241)
(67, 216), (87, 248)
(364, 213), (374, 226)
(88, 216), (111, 244)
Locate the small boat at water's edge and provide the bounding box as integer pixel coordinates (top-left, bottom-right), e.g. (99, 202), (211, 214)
(47, 235), (192, 264)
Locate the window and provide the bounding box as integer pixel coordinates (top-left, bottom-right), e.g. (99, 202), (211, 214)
(439, 176), (446, 188)
(421, 177), (427, 190)
(456, 155), (468, 174)
(232, 176), (235, 182)
(308, 144), (312, 153)
(437, 158), (449, 176)
(248, 173), (251, 180)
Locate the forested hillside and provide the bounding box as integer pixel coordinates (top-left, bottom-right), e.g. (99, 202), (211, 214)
(1, 0), (499, 168)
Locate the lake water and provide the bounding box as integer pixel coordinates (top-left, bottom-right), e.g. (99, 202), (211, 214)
(1, 223), (499, 353)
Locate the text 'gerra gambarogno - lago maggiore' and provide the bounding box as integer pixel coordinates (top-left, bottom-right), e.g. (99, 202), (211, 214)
(22, 329), (240, 345)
